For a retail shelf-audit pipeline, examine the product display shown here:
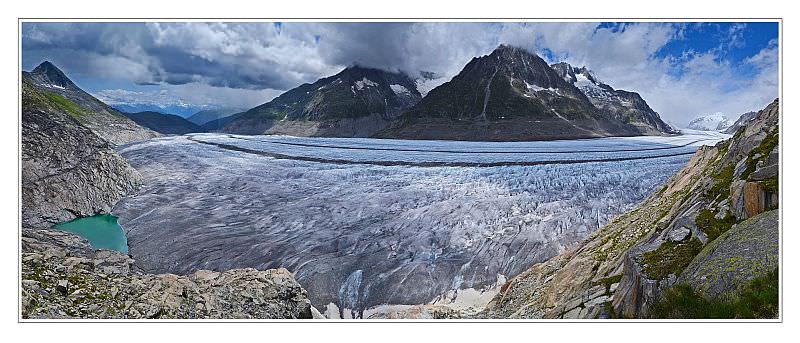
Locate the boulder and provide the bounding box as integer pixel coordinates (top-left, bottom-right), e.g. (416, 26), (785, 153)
(667, 227), (691, 242)
(678, 210), (778, 297)
(749, 164), (778, 181)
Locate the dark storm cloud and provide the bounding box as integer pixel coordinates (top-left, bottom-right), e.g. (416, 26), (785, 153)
(22, 22), (315, 90)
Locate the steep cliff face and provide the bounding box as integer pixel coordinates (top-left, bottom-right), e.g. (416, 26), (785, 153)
(21, 228), (314, 319)
(480, 99), (779, 319)
(21, 77), (144, 227)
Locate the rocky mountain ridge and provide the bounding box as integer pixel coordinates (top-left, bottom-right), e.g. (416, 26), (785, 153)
(23, 61), (158, 145)
(377, 45), (637, 141)
(550, 62), (676, 135)
(221, 65), (422, 137)
(724, 111), (759, 134)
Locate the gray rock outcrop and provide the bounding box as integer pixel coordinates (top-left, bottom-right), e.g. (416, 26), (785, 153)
(21, 228), (314, 319)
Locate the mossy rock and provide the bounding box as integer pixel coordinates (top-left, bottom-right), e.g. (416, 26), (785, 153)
(678, 210), (778, 298)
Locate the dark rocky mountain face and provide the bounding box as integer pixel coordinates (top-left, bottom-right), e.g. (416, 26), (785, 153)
(377, 45), (637, 141)
(23, 61), (158, 145)
(124, 111), (205, 135)
(21, 76), (143, 228)
(26, 61), (76, 89)
(221, 66), (422, 137)
(724, 111), (758, 134)
(551, 62), (676, 135)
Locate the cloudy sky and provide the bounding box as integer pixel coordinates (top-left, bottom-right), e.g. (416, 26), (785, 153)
(21, 21), (778, 125)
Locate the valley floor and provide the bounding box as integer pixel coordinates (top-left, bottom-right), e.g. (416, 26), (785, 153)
(111, 133), (727, 318)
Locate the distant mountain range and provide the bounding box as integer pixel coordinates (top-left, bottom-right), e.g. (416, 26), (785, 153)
(221, 45), (675, 141)
(221, 65), (422, 137)
(186, 107), (246, 126)
(27, 46), (711, 142)
(123, 111), (204, 135)
(22, 62), (157, 145)
(686, 114), (732, 131)
(111, 104), (209, 119)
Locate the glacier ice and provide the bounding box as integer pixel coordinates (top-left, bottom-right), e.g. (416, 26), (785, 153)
(113, 133), (726, 312)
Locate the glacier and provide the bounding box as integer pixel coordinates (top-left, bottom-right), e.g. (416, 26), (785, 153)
(112, 132), (727, 318)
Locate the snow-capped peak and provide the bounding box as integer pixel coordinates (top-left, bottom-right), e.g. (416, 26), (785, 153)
(574, 72), (602, 91)
(686, 113), (732, 131)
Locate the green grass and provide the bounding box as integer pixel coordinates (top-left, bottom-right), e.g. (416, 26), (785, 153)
(650, 268), (779, 319)
(642, 238), (703, 280)
(703, 164), (735, 202)
(761, 176), (779, 193)
(695, 209), (738, 242)
(600, 274), (623, 295)
(741, 129), (779, 180)
(44, 93), (87, 119)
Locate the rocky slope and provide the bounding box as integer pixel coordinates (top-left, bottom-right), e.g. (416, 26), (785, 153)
(21, 228), (314, 319)
(724, 111), (758, 134)
(124, 111), (204, 134)
(23, 61), (158, 145)
(479, 98), (779, 319)
(377, 45), (637, 141)
(551, 62), (675, 135)
(21, 76), (144, 227)
(221, 66), (422, 137)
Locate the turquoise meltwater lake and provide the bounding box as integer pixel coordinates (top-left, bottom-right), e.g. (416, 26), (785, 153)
(53, 214), (129, 253)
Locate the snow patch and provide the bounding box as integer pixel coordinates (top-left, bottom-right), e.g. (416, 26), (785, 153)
(524, 81), (558, 94)
(354, 77), (378, 91)
(389, 84), (411, 96)
(44, 83), (66, 90)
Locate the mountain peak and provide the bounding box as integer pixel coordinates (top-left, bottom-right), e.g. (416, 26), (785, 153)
(687, 113), (731, 131)
(490, 44), (540, 60)
(551, 62), (601, 85)
(337, 64), (411, 80)
(30, 61), (75, 89)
